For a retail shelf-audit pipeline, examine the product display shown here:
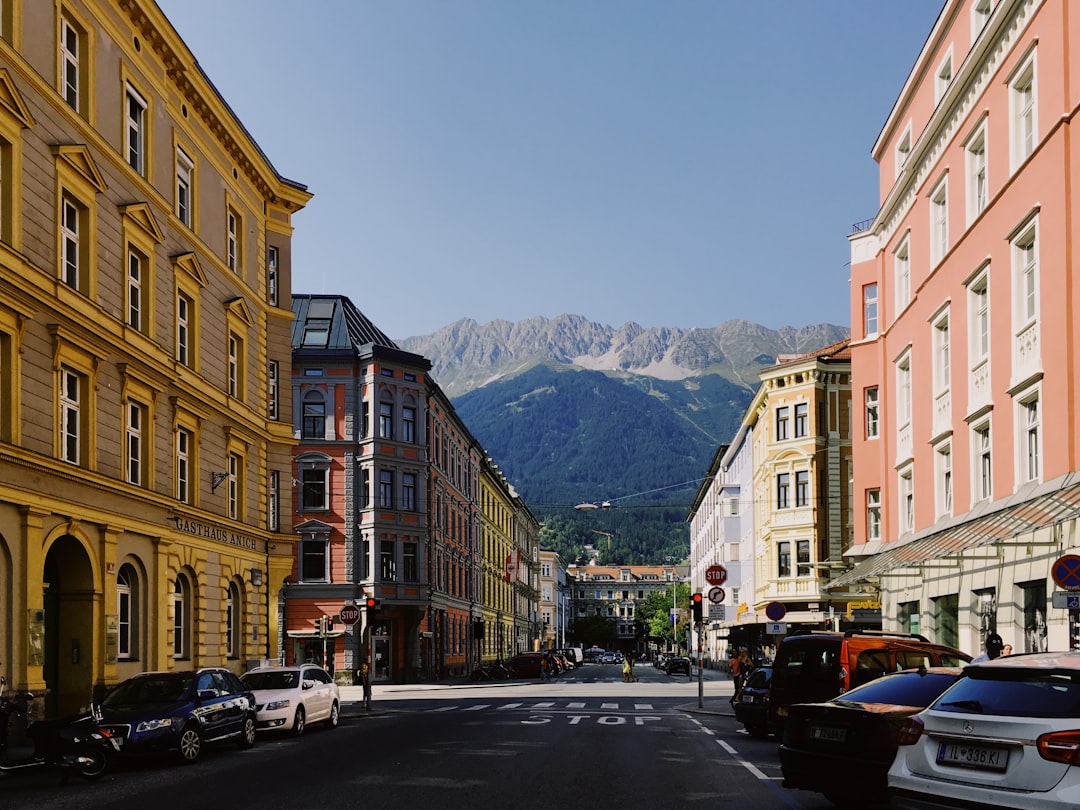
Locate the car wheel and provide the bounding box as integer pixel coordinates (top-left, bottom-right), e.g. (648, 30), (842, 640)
(292, 705), (306, 737)
(237, 713), (256, 748)
(327, 700), (340, 729)
(74, 743), (109, 779)
(177, 725), (202, 763)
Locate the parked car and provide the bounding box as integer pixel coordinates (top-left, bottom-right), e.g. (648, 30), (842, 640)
(890, 651), (1080, 809)
(506, 653), (547, 679)
(767, 630), (970, 736)
(240, 664), (340, 737)
(733, 665), (773, 738)
(601, 652), (618, 665)
(779, 666), (964, 806)
(97, 668), (256, 764)
(555, 647), (584, 668)
(664, 656), (691, 676)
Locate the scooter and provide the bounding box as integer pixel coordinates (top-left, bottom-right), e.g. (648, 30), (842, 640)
(0, 675), (119, 781)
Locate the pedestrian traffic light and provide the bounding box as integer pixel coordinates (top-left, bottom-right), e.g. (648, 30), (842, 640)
(691, 592), (703, 623)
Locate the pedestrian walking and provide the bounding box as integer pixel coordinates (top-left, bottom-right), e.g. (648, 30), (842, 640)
(357, 662), (372, 711)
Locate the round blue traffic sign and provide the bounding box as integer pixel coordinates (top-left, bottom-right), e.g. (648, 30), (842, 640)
(765, 601), (786, 621)
(1052, 555), (1080, 590)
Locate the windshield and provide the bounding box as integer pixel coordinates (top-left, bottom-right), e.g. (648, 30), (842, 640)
(242, 670), (300, 690)
(837, 670), (961, 707)
(102, 673), (192, 706)
(934, 670), (1080, 717)
(773, 643), (841, 685)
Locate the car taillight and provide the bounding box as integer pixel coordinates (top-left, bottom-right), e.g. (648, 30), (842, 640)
(895, 716), (924, 746)
(838, 666), (848, 695)
(1037, 731), (1080, 765)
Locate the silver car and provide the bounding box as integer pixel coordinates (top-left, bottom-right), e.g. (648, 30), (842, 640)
(241, 664), (340, 737)
(889, 651), (1080, 809)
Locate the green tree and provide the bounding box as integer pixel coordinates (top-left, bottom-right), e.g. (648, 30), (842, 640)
(569, 615), (617, 649)
(634, 581), (691, 652)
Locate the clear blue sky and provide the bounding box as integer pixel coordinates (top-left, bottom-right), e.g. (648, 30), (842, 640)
(156, 0), (944, 340)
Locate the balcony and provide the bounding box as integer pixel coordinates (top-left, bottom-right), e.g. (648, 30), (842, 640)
(968, 359), (991, 413)
(758, 575), (829, 602)
(932, 389), (951, 438)
(897, 423), (913, 463)
(1013, 321), (1041, 384)
(771, 506), (815, 529)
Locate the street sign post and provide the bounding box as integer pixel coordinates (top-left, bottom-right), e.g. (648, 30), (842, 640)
(708, 605), (726, 621)
(1053, 591), (1080, 610)
(705, 565), (728, 586)
(1052, 555), (1080, 590)
(339, 604), (361, 626)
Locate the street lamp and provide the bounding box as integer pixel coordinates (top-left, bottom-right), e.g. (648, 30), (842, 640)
(574, 501), (611, 512)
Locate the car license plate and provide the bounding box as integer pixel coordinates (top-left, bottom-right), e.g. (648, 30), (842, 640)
(808, 725), (846, 743)
(937, 742), (1009, 772)
(741, 694), (758, 703)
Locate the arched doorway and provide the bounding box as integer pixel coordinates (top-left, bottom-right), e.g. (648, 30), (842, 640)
(42, 535), (96, 717)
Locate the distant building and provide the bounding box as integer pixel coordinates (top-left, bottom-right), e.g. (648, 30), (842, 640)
(840, 0), (1080, 656)
(0, 1), (308, 714)
(539, 549), (570, 649)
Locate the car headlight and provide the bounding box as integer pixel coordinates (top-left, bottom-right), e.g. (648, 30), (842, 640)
(135, 717), (177, 733)
(265, 699), (292, 711)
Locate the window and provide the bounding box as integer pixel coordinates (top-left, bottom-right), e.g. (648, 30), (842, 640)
(225, 583), (239, 659)
(896, 352), (912, 431)
(300, 466), (328, 511)
(935, 51), (953, 104)
(402, 472), (416, 511)
(863, 283), (878, 337)
(899, 466), (914, 534)
(117, 565), (136, 660)
(267, 470), (279, 532)
(402, 406), (416, 443)
(302, 391), (325, 439)
(125, 84), (147, 175)
(176, 427), (193, 504)
(776, 473), (790, 509)
(930, 177), (948, 265)
(778, 541), (791, 578)
(379, 470), (393, 508)
(1018, 392), (1040, 483)
(1010, 52), (1037, 170)
(59, 366), (83, 465)
(267, 246), (278, 306)
(126, 400), (147, 486)
(1014, 223), (1038, 327)
(969, 272), (990, 364)
(895, 124), (912, 175)
(60, 15), (82, 112)
(796, 539), (811, 577)
(972, 0), (993, 44)
(176, 291), (192, 367)
(894, 235), (911, 315)
(173, 575), (190, 659)
(794, 402), (808, 438)
(176, 146), (193, 227)
(299, 535), (328, 581)
(126, 247), (147, 332)
(379, 402), (393, 439)
(935, 442), (953, 519)
(380, 540), (396, 580)
(61, 194), (82, 290)
(975, 588), (997, 645)
(934, 594), (960, 649)
(404, 543), (418, 581)
(1020, 579), (1048, 653)
(795, 470), (809, 507)
(227, 206), (241, 273)
(933, 311), (951, 394)
(966, 122), (988, 221)
(973, 421), (992, 501)
(865, 387), (879, 439)
(228, 451), (241, 520)
(775, 406), (789, 441)
(268, 360), (278, 420)
(867, 489), (881, 541)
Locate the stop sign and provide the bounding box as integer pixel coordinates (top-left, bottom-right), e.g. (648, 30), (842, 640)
(339, 604), (360, 626)
(705, 565), (727, 586)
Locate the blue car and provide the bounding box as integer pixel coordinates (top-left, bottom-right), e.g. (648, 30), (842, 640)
(97, 668), (257, 764)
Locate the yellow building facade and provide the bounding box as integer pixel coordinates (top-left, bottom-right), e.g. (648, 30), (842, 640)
(0, 1), (308, 714)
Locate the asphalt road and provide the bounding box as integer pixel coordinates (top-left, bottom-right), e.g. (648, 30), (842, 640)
(1, 664), (843, 809)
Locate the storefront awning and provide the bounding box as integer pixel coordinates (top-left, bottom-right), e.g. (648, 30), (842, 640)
(829, 479), (1080, 589)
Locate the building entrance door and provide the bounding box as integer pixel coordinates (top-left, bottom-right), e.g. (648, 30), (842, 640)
(372, 628), (391, 682)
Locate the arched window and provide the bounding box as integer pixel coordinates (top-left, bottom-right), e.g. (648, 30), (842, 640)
(173, 575), (190, 659)
(117, 564), (138, 660)
(302, 390), (326, 439)
(226, 582), (240, 659)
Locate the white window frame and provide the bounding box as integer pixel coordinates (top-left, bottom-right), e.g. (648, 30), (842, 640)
(60, 366), (81, 465)
(972, 0), (993, 46)
(61, 17), (80, 111)
(268, 359), (278, 420)
(228, 451), (240, 520)
(935, 48), (953, 104)
(775, 406), (789, 441)
(267, 246), (279, 306)
(865, 387), (879, 439)
(899, 465), (915, 535)
(117, 566), (133, 659)
(930, 175), (949, 266)
(225, 585), (236, 659)
(972, 419), (992, 502)
(125, 83), (146, 174)
(227, 207), (239, 272)
(896, 351), (912, 432)
(173, 576), (189, 659)
(895, 122), (912, 176)
(968, 267), (990, 366)
(894, 234), (911, 316)
(228, 333), (240, 398)
(126, 400), (144, 485)
(127, 248), (143, 331)
(176, 146), (193, 227)
(176, 291), (191, 367)
(1016, 388), (1041, 485)
(61, 195), (80, 288)
(864, 283), (878, 337)
(1012, 217), (1039, 330)
(268, 470), (279, 532)
(177, 426), (192, 504)
(794, 402), (808, 438)
(965, 119), (988, 223)
(935, 440), (953, 519)
(867, 489), (881, 541)
(1009, 48), (1037, 172)
(933, 308), (951, 396)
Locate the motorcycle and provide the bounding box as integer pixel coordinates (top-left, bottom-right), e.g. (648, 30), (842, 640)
(0, 675), (119, 781)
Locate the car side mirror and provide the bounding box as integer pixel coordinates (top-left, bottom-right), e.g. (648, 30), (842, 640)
(302, 680), (315, 690)
(197, 689), (217, 701)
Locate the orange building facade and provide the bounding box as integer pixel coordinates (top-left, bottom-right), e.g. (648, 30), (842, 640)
(841, 0), (1080, 655)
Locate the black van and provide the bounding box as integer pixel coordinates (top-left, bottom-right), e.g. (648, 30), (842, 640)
(766, 630), (970, 736)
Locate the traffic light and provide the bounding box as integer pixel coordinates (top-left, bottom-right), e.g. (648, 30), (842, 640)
(364, 596), (380, 612)
(691, 592), (703, 623)
(316, 615), (328, 636)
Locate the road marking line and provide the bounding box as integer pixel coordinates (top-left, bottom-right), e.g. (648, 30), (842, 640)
(601, 703), (619, 709)
(634, 703), (654, 710)
(717, 739), (770, 780)
(496, 703), (524, 710)
(432, 706), (457, 712)
(531, 701), (555, 708)
(567, 702), (586, 708)
(461, 704), (491, 711)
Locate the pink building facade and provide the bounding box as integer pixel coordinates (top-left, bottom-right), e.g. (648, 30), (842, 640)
(839, 0), (1080, 656)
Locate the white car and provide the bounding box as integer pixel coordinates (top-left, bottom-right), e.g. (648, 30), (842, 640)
(240, 664), (340, 737)
(889, 651), (1080, 809)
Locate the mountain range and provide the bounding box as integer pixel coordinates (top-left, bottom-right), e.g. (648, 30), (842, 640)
(399, 315), (849, 564)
